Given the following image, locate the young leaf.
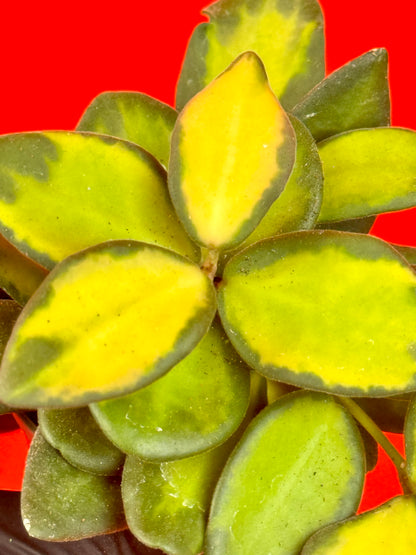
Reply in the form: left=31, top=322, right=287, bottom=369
left=77, top=92, right=177, bottom=168
left=0, top=241, right=216, bottom=408
left=205, top=391, right=365, bottom=555
left=21, top=430, right=126, bottom=541
left=176, top=0, right=325, bottom=111
left=169, top=52, right=296, bottom=250
left=292, top=48, right=390, bottom=142
left=91, top=319, right=250, bottom=461
left=218, top=230, right=416, bottom=396
left=317, top=128, right=416, bottom=223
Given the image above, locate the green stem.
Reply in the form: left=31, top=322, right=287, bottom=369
left=201, top=248, right=219, bottom=280
left=13, top=411, right=36, bottom=441
left=338, top=396, right=416, bottom=495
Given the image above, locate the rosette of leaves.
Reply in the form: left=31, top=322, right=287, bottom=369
left=1, top=0, right=416, bottom=553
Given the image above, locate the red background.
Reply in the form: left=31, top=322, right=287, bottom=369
left=0, top=0, right=415, bottom=511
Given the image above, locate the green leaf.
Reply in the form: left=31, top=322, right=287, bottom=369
left=317, top=128, right=416, bottom=223
left=0, top=300, right=21, bottom=414
left=316, top=215, right=376, bottom=234
left=205, top=391, right=365, bottom=555
left=21, top=430, right=126, bottom=541
left=292, top=48, right=390, bottom=142
left=392, top=243, right=416, bottom=268
left=218, top=230, right=416, bottom=396
left=356, top=396, right=409, bottom=434
left=0, top=241, right=216, bottom=408
left=176, top=0, right=325, bottom=111
left=0, top=132, right=199, bottom=270
left=170, top=52, right=296, bottom=250
left=301, top=496, right=416, bottom=554
left=404, top=396, right=416, bottom=487
left=38, top=406, right=125, bottom=475
left=76, top=92, right=177, bottom=168
left=91, top=319, right=250, bottom=461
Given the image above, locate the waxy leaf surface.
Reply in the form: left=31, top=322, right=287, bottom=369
left=318, top=128, right=416, bottom=223
left=302, top=496, right=416, bottom=554
left=218, top=231, right=416, bottom=396
left=91, top=320, right=250, bottom=461
left=0, top=132, right=198, bottom=270
left=292, top=48, right=390, bottom=142
left=21, top=430, right=126, bottom=541
left=176, top=0, right=324, bottom=111
left=170, top=52, right=296, bottom=250
left=205, top=391, right=364, bottom=555
left=38, top=406, right=125, bottom=475
left=0, top=241, right=216, bottom=408
left=77, top=92, right=177, bottom=168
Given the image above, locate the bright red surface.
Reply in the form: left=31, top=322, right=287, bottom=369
left=0, top=0, right=414, bottom=511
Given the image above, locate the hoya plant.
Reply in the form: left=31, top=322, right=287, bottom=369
left=1, top=0, right=416, bottom=553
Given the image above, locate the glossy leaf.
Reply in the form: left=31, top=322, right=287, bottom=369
left=170, top=52, right=296, bottom=250
left=317, top=128, right=416, bottom=223
left=0, top=131, right=198, bottom=270
left=91, top=319, right=250, bottom=461
left=38, top=406, right=125, bottom=475
left=176, top=0, right=325, bottom=111
left=292, top=48, right=390, bottom=142
left=21, top=430, right=126, bottom=541
left=205, top=391, right=365, bottom=555
left=218, top=230, right=416, bottom=396
left=301, top=496, right=416, bottom=554
left=77, top=92, right=177, bottom=168
left=0, top=241, right=216, bottom=408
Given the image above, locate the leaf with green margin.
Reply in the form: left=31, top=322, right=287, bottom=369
left=218, top=230, right=416, bottom=396
left=0, top=300, right=21, bottom=414
left=205, top=391, right=365, bottom=555
left=76, top=92, right=177, bottom=169
left=0, top=241, right=216, bottom=408
left=316, top=215, right=376, bottom=234
left=170, top=52, right=296, bottom=250
left=0, top=131, right=199, bottom=270
left=38, top=406, right=125, bottom=476
left=404, top=396, right=416, bottom=488
left=317, top=128, right=416, bottom=223
left=356, top=396, right=409, bottom=434
left=176, top=0, right=324, bottom=111
left=292, top=48, right=390, bottom=142
left=301, top=496, right=416, bottom=554
left=90, top=318, right=250, bottom=461
left=21, top=429, right=126, bottom=541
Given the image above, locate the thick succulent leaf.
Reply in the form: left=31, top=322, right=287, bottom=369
left=76, top=92, right=177, bottom=168
left=404, top=396, right=416, bottom=487
left=91, top=319, right=250, bottom=461
left=317, top=128, right=416, bottom=223
left=301, top=496, right=416, bottom=554
left=176, top=0, right=324, bottom=111
left=170, top=52, right=296, bottom=250
left=218, top=230, right=416, bottom=396
left=38, top=407, right=125, bottom=475
left=292, top=48, right=390, bottom=142
left=356, top=396, right=409, bottom=434
left=205, top=391, right=364, bottom=555
left=21, top=430, right=126, bottom=541
left=316, top=215, right=376, bottom=234
left=0, top=131, right=198, bottom=270
left=0, top=241, right=216, bottom=408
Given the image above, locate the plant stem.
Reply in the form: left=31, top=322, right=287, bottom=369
left=201, top=248, right=219, bottom=280
left=13, top=412, right=36, bottom=441
left=338, top=396, right=416, bottom=495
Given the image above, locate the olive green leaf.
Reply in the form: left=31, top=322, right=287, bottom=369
left=317, top=128, right=416, bottom=223
left=0, top=300, right=21, bottom=414
left=0, top=241, right=216, bottom=408
left=91, top=319, right=250, bottom=461
left=404, top=396, right=416, bottom=488
left=393, top=243, right=416, bottom=268
left=292, top=48, right=390, bottom=142
left=169, top=52, right=296, bottom=250
left=38, top=406, right=125, bottom=475
left=205, top=391, right=365, bottom=555
left=301, top=496, right=416, bottom=554
left=76, top=92, right=177, bottom=168
left=316, top=215, right=376, bottom=234
left=21, top=430, right=126, bottom=541
left=176, top=0, right=325, bottom=111
left=218, top=230, right=416, bottom=396
left=0, top=132, right=199, bottom=270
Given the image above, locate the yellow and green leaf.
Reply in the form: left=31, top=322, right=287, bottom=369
left=218, top=230, right=416, bottom=396
left=169, top=52, right=296, bottom=250
left=77, top=92, right=177, bottom=168
left=0, top=132, right=198, bottom=270
left=176, top=0, right=325, bottom=111
left=0, top=241, right=216, bottom=408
